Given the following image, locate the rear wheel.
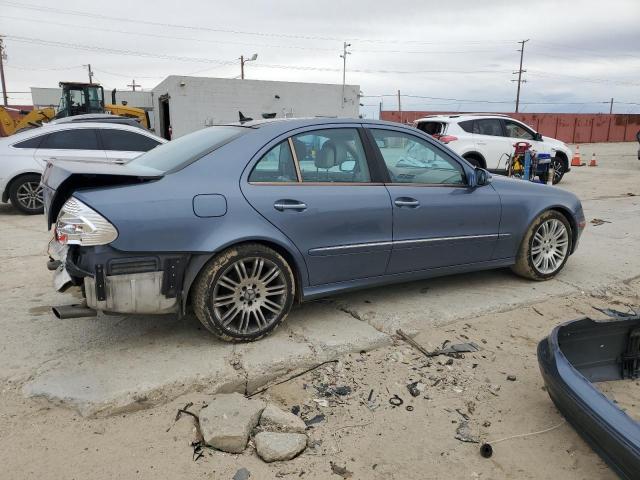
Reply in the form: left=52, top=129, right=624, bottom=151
left=9, top=174, right=44, bottom=214
left=511, top=210, right=572, bottom=280
left=192, top=243, right=295, bottom=342
left=463, top=154, right=482, bottom=168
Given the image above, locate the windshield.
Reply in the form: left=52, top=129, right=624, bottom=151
left=129, top=126, right=247, bottom=173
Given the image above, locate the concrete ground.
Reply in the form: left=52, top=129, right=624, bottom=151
left=0, top=141, right=638, bottom=477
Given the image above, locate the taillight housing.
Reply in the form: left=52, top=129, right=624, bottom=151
left=55, top=197, right=118, bottom=246
left=437, top=135, right=458, bottom=144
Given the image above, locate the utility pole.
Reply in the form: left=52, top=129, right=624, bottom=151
left=0, top=37, right=8, bottom=106
left=127, top=79, right=141, bottom=91
left=609, top=98, right=614, bottom=114
left=397, top=89, right=402, bottom=123
left=512, top=39, right=529, bottom=113
left=340, top=42, right=351, bottom=106
left=83, top=63, right=94, bottom=84
left=239, top=53, right=258, bottom=80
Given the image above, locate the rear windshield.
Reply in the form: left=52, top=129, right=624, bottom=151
left=416, top=121, right=446, bottom=136
left=129, top=126, right=247, bottom=173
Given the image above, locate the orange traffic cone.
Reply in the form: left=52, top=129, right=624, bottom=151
left=588, top=153, right=598, bottom=167
left=571, top=145, right=583, bottom=167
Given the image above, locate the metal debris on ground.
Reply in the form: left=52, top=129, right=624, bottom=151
left=304, top=414, right=326, bottom=426
left=406, top=405, right=414, bottom=412
left=455, top=420, right=479, bottom=443
left=330, top=461, right=353, bottom=478
left=247, top=359, right=339, bottom=398
left=291, top=405, right=300, bottom=415
left=507, top=375, right=517, bottom=381
left=396, top=329, right=480, bottom=358
left=389, top=394, right=404, bottom=407
left=407, top=381, right=422, bottom=397
left=590, top=218, right=611, bottom=226
left=233, top=468, right=251, bottom=480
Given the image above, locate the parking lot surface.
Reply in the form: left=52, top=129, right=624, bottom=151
left=0, top=142, right=638, bottom=419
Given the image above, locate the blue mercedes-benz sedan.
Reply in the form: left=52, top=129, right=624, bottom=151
left=42, top=118, right=585, bottom=341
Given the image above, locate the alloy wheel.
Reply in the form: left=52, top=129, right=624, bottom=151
left=552, top=159, right=564, bottom=184
left=531, top=218, right=569, bottom=274
left=212, top=257, right=287, bottom=335
left=16, top=181, right=44, bottom=211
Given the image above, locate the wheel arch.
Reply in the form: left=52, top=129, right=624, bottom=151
left=461, top=151, right=486, bottom=168
left=181, top=238, right=306, bottom=314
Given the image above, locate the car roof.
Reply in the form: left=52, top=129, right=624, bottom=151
left=414, top=114, right=512, bottom=123
left=218, top=117, right=416, bottom=132
left=3, top=121, right=165, bottom=145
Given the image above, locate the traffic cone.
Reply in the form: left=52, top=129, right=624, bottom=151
left=588, top=153, right=598, bottom=167
left=571, top=145, right=583, bottom=167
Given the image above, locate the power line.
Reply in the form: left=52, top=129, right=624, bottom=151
left=0, top=1, right=517, bottom=45
left=3, top=35, right=513, bottom=76
left=363, top=93, right=639, bottom=106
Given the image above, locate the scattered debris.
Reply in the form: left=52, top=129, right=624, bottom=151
left=396, top=329, right=480, bottom=358
left=330, top=462, right=353, bottom=478
left=233, top=468, right=251, bottom=480
left=590, top=218, right=611, bottom=226
left=254, top=432, right=307, bottom=462
left=389, top=394, right=404, bottom=407
left=304, top=414, right=326, bottom=427
left=334, top=386, right=352, bottom=396
left=455, top=420, right=479, bottom=443
left=406, top=405, right=414, bottom=412
left=407, top=381, right=423, bottom=397
left=480, top=443, right=493, bottom=458
left=313, top=398, right=329, bottom=408
left=198, top=393, right=265, bottom=454
left=507, top=375, right=517, bottom=382
left=291, top=405, right=300, bottom=416
left=260, top=404, right=307, bottom=434
left=532, top=307, right=544, bottom=316
left=247, top=360, right=339, bottom=398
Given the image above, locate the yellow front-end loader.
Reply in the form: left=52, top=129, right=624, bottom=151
left=0, top=82, right=149, bottom=136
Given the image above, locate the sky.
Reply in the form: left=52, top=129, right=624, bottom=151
left=1, top=0, right=639, bottom=118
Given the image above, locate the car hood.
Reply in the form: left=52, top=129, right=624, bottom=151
left=490, top=173, right=580, bottom=202
left=541, top=136, right=571, bottom=154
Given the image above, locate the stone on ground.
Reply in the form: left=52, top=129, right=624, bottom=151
left=199, top=393, right=265, bottom=453
left=259, top=404, right=306, bottom=433
left=254, top=432, right=307, bottom=462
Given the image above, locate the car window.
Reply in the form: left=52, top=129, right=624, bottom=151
left=475, top=119, right=503, bottom=137
left=13, top=135, right=45, bottom=149
left=458, top=120, right=475, bottom=133
left=291, top=128, right=370, bottom=183
left=370, top=129, right=465, bottom=185
left=100, top=129, right=161, bottom=152
left=504, top=121, right=534, bottom=140
left=249, top=141, right=297, bottom=183
left=40, top=129, right=100, bottom=150
left=129, top=126, right=246, bottom=173
left=416, top=121, right=445, bottom=136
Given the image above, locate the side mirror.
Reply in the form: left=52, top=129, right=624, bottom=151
left=473, top=168, right=492, bottom=187
left=534, top=132, right=543, bottom=141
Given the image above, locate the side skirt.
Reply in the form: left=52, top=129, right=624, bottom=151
left=301, top=258, right=515, bottom=301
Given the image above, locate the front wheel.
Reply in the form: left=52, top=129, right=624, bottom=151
left=9, top=173, right=44, bottom=214
left=550, top=156, right=566, bottom=184
left=192, top=243, right=295, bottom=342
left=511, top=211, right=572, bottom=280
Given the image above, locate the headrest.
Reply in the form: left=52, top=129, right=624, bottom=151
left=315, top=141, right=337, bottom=169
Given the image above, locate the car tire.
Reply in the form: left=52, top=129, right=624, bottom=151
left=551, top=155, right=567, bottom=184
left=192, top=243, right=295, bottom=342
left=9, top=173, right=44, bottom=214
left=463, top=155, right=481, bottom=168
left=511, top=210, right=573, bottom=281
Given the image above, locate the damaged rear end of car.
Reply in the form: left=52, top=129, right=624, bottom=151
left=42, top=160, right=179, bottom=316
left=537, top=310, right=640, bottom=480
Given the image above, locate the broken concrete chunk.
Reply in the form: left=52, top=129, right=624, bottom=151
left=254, top=432, right=307, bottom=462
left=260, top=404, right=307, bottom=433
left=171, top=415, right=203, bottom=445
left=199, top=393, right=265, bottom=453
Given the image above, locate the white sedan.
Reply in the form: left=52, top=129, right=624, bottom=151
left=0, top=122, right=166, bottom=214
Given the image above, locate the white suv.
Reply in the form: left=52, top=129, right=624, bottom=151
left=413, top=114, right=572, bottom=184
left=0, top=122, right=166, bottom=214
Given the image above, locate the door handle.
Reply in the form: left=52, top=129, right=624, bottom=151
left=274, top=200, right=307, bottom=212
left=476, top=141, right=486, bottom=145
left=394, top=197, right=420, bottom=208
left=112, top=159, right=126, bottom=164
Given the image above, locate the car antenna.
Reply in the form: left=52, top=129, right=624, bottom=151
left=238, top=111, right=253, bottom=123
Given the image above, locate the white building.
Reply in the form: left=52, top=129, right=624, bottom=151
left=151, top=76, right=360, bottom=139
left=31, top=76, right=360, bottom=139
